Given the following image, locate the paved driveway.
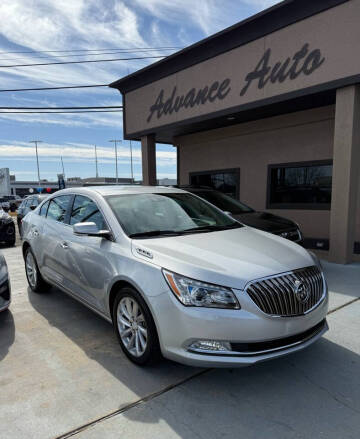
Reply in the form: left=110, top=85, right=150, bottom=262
left=0, top=242, right=359, bottom=439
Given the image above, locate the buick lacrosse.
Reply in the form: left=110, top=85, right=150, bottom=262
left=22, top=186, right=328, bottom=367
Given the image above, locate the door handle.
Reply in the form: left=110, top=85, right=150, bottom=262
left=60, top=242, right=69, bottom=249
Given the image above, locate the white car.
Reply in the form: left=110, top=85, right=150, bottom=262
left=0, top=253, right=11, bottom=312
left=22, top=186, right=328, bottom=367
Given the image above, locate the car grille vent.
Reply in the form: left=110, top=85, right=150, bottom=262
left=246, top=266, right=324, bottom=317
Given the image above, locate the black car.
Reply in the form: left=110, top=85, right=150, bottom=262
left=181, top=186, right=303, bottom=243
left=17, top=194, right=49, bottom=238
left=0, top=208, right=15, bottom=246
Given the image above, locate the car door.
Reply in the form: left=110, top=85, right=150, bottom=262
left=59, top=194, right=114, bottom=310
left=40, top=195, right=73, bottom=287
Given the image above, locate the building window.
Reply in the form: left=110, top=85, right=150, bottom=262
left=267, top=160, right=332, bottom=210
left=190, top=168, right=240, bottom=199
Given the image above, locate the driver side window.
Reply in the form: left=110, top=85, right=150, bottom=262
left=70, top=195, right=106, bottom=230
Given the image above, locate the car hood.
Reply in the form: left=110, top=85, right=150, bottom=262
left=233, top=211, right=296, bottom=233
left=131, top=227, right=314, bottom=290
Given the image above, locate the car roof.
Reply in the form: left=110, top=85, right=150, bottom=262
left=51, top=185, right=189, bottom=197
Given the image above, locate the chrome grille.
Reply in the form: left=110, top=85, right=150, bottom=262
left=246, top=266, right=325, bottom=316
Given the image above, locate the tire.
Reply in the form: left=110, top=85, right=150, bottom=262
left=24, top=247, right=49, bottom=293
left=6, top=224, right=15, bottom=247
left=113, top=287, right=161, bottom=366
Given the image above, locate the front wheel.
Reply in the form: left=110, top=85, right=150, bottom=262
left=113, top=287, right=161, bottom=366
left=25, top=248, right=49, bottom=293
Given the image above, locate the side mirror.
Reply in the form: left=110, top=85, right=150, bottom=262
left=73, top=222, right=111, bottom=239
left=30, top=204, right=37, bottom=211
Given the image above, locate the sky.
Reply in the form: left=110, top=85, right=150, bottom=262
left=0, top=0, right=280, bottom=183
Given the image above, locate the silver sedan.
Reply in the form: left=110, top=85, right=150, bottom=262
left=22, top=186, right=328, bottom=367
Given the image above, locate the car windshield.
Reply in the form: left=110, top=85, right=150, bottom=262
left=106, top=192, right=242, bottom=238
left=191, top=190, right=254, bottom=214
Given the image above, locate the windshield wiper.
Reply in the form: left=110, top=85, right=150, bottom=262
left=182, top=223, right=242, bottom=233
left=129, top=230, right=182, bottom=239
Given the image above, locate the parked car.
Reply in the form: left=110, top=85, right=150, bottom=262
left=0, top=208, right=15, bottom=246
left=0, top=253, right=11, bottom=312
left=0, top=200, right=10, bottom=212
left=17, top=194, right=49, bottom=238
left=180, top=186, right=303, bottom=243
left=22, top=186, right=328, bottom=367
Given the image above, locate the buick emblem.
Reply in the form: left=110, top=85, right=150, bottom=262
left=294, top=280, right=310, bottom=304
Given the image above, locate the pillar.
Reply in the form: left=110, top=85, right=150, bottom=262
left=329, top=85, right=360, bottom=264
left=141, top=134, right=156, bottom=186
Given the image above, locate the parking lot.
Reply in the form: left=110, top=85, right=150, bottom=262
left=0, top=232, right=359, bottom=439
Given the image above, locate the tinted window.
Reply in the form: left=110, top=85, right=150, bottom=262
left=193, top=190, right=253, bottom=214
left=47, top=195, right=71, bottom=222
left=190, top=169, right=239, bottom=199
left=39, top=200, right=49, bottom=217
left=70, top=195, right=105, bottom=230
left=268, top=162, right=332, bottom=209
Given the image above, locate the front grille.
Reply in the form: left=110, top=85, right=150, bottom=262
left=246, top=266, right=325, bottom=317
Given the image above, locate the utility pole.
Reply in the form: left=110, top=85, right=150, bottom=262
left=94, top=144, right=99, bottom=178
left=129, top=140, right=134, bottom=182
left=109, top=139, right=121, bottom=183
left=29, top=140, right=42, bottom=186
left=60, top=156, right=65, bottom=179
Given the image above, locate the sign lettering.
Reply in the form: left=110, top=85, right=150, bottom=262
left=146, top=43, right=325, bottom=123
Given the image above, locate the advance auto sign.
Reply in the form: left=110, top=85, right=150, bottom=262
left=147, top=43, right=325, bottom=123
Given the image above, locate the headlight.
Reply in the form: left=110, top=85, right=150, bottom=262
left=162, top=270, right=240, bottom=309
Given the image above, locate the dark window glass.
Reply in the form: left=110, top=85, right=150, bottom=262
left=269, top=162, right=332, bottom=208
left=190, top=169, right=239, bottom=198
left=70, top=195, right=105, bottom=230
left=193, top=190, right=253, bottom=214
left=47, top=195, right=71, bottom=222
left=39, top=201, right=49, bottom=217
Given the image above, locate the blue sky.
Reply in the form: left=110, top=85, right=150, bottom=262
left=0, top=0, right=279, bottom=182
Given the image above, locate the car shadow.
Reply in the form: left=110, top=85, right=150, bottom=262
left=121, top=337, right=360, bottom=438
left=28, top=285, right=200, bottom=395
left=28, top=285, right=360, bottom=438
left=0, top=309, right=15, bottom=361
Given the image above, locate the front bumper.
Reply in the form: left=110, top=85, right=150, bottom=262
left=152, top=278, right=328, bottom=367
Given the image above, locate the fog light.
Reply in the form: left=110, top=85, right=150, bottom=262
left=189, top=340, right=231, bottom=352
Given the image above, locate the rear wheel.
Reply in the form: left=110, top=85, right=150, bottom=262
left=25, top=248, right=49, bottom=293
left=113, top=287, right=161, bottom=365
left=6, top=224, right=15, bottom=247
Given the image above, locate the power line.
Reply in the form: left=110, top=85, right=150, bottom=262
left=0, top=55, right=165, bottom=68
left=0, top=84, right=109, bottom=92
left=0, top=47, right=180, bottom=62
left=0, top=110, right=123, bottom=113
left=0, top=106, right=122, bottom=109
left=0, top=46, right=182, bottom=55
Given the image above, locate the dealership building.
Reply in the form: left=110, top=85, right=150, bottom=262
left=110, top=0, right=360, bottom=264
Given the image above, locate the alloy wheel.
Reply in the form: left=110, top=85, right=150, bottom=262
left=117, top=296, right=148, bottom=357
left=26, top=251, right=37, bottom=288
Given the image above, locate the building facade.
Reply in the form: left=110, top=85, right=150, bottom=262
left=110, top=0, right=360, bottom=264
